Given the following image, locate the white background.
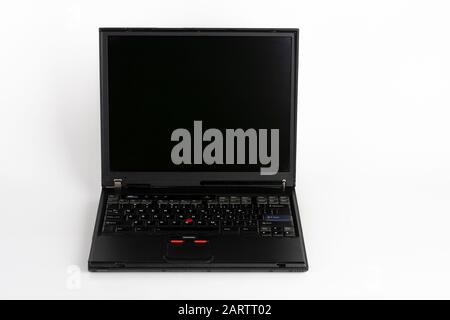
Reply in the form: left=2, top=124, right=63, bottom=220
left=0, top=0, right=449, bottom=299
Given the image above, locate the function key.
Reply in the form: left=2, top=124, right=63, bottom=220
left=256, top=196, right=267, bottom=204
left=218, top=196, right=229, bottom=204
left=279, top=196, right=290, bottom=204
left=107, top=195, right=119, bottom=203
left=268, top=196, right=279, bottom=204
left=241, top=197, right=252, bottom=204
left=230, top=196, right=240, bottom=204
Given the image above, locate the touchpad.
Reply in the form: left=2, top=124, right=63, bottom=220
left=164, top=239, right=213, bottom=263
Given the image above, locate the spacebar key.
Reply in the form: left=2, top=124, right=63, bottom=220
left=155, top=226, right=219, bottom=233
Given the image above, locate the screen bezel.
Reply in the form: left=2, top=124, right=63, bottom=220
left=100, top=28, right=298, bottom=187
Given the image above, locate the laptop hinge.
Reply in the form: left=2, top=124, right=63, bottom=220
left=106, top=178, right=123, bottom=190
left=282, top=179, right=286, bottom=191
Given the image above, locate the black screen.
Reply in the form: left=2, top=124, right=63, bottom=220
left=107, top=34, right=293, bottom=172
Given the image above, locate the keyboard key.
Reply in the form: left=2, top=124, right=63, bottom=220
left=116, top=226, right=131, bottom=232
left=284, top=226, right=295, bottom=237
left=132, top=220, right=143, bottom=226
left=222, top=227, right=239, bottom=234
left=230, top=196, right=240, bottom=204
left=263, top=214, right=292, bottom=222
left=268, top=196, right=279, bottom=204
left=103, top=225, right=116, bottom=233
left=241, top=226, right=257, bottom=233
left=107, top=194, right=119, bottom=201
left=155, top=226, right=219, bottom=233
left=279, top=196, right=290, bottom=204
left=125, top=195, right=139, bottom=199
left=106, top=204, right=119, bottom=210
left=257, top=196, right=267, bottom=204
left=106, top=215, right=122, bottom=221
left=241, top=197, right=252, bottom=204
left=218, top=196, right=229, bottom=203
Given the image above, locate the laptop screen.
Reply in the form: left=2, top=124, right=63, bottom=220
left=106, top=33, right=294, bottom=175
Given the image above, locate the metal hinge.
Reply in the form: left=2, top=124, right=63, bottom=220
left=108, top=178, right=122, bottom=190
left=282, top=179, right=286, bottom=191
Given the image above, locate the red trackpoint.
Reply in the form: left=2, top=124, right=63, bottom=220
left=184, top=218, right=193, bottom=224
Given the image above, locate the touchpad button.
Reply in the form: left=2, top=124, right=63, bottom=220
left=164, top=239, right=213, bottom=263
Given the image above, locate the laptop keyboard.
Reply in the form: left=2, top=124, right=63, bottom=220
left=102, top=195, right=296, bottom=238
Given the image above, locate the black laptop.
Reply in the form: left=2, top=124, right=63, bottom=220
left=88, top=28, right=308, bottom=271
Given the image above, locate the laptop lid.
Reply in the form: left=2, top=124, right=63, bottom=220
left=100, top=28, right=298, bottom=188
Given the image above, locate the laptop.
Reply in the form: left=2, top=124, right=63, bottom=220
left=88, top=28, right=308, bottom=271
